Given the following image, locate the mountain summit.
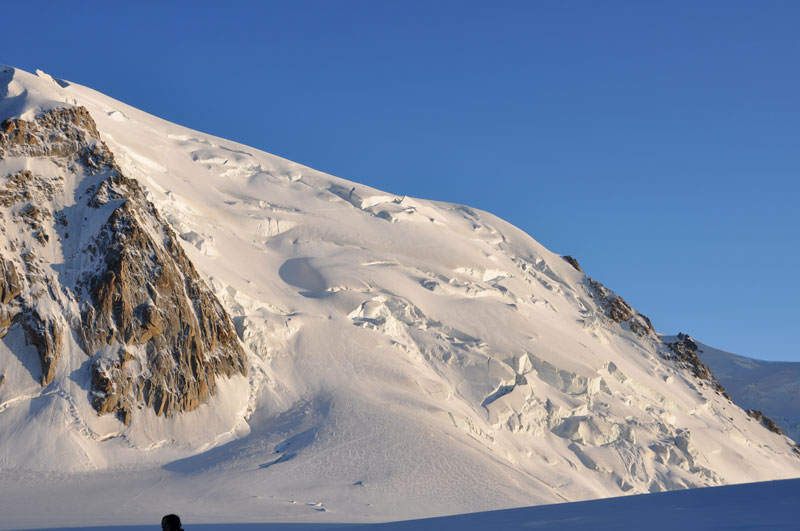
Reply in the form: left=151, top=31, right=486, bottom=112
left=0, top=66, right=798, bottom=527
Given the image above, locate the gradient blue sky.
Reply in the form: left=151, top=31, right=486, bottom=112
left=4, top=1, right=799, bottom=361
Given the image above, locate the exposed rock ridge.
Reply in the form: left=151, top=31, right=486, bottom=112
left=561, top=255, right=583, bottom=273
left=746, top=409, right=784, bottom=435
left=0, top=257, right=23, bottom=344
left=664, top=333, right=731, bottom=400
left=0, top=106, right=248, bottom=423
left=83, top=177, right=248, bottom=424
left=580, top=268, right=730, bottom=398
left=0, top=106, right=100, bottom=159
left=0, top=171, right=67, bottom=385
left=0, top=252, right=64, bottom=385
left=588, top=278, right=656, bottom=338
left=0, top=109, right=92, bottom=385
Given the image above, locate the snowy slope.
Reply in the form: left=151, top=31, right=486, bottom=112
left=665, top=335, right=800, bottom=442
left=1, top=66, right=799, bottom=529
left=18, top=478, right=800, bottom=530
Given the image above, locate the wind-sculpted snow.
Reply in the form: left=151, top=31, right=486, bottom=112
left=0, top=66, right=799, bottom=527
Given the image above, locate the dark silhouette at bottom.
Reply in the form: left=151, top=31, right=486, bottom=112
left=161, top=514, right=183, bottom=531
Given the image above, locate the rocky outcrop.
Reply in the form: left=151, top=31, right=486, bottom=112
left=664, top=333, right=731, bottom=399
left=584, top=272, right=731, bottom=405
left=0, top=257, right=22, bottom=305
left=0, top=106, right=100, bottom=159
left=746, top=409, right=784, bottom=435
left=81, top=173, right=248, bottom=423
left=0, top=174, right=65, bottom=385
left=22, top=313, right=63, bottom=386
left=0, top=254, right=63, bottom=385
left=0, top=257, right=22, bottom=338
left=0, top=307, right=13, bottom=339
left=1, top=106, right=249, bottom=423
left=589, top=279, right=656, bottom=338
left=587, top=280, right=733, bottom=403
left=562, top=255, right=583, bottom=273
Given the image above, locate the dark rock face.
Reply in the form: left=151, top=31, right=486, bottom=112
left=22, top=314, right=63, bottom=385
left=0, top=106, right=248, bottom=422
left=562, top=255, right=583, bottom=273
left=588, top=279, right=656, bottom=338
left=0, top=257, right=22, bottom=338
left=82, top=177, right=247, bottom=422
left=0, top=257, right=22, bottom=306
left=0, top=193, right=63, bottom=384
left=746, top=409, right=784, bottom=435
left=0, top=106, right=101, bottom=159
left=665, top=333, right=731, bottom=399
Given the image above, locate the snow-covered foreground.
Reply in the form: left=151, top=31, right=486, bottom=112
left=20, top=478, right=800, bottom=531
left=2, top=66, right=800, bottom=529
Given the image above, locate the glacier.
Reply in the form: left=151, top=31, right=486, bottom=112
left=0, top=66, right=798, bottom=529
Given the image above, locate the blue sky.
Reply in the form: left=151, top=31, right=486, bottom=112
left=4, top=1, right=799, bottom=361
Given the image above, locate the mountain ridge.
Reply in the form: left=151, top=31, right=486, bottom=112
left=664, top=334, right=800, bottom=443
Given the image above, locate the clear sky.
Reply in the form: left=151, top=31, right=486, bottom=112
left=4, top=1, right=799, bottom=361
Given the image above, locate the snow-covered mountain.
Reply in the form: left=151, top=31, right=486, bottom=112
left=1, top=66, right=799, bottom=528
